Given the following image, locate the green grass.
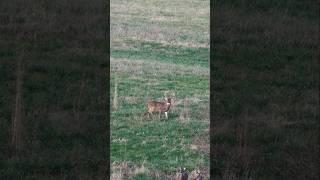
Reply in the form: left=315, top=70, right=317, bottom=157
left=110, top=63, right=210, bottom=178
left=111, top=41, right=209, bottom=67
left=110, top=0, right=210, bottom=178
left=111, top=121, right=208, bottom=170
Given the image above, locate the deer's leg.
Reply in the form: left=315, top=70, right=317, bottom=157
left=165, top=112, right=168, bottom=119
left=158, top=110, right=161, bottom=119
left=147, top=109, right=153, bottom=120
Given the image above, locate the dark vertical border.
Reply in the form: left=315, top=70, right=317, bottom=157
left=209, top=0, right=214, bottom=178
left=0, top=0, right=111, bottom=179
left=209, top=0, right=319, bottom=179
left=105, top=0, right=110, bottom=178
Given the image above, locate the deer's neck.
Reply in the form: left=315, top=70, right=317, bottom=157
left=165, top=102, right=171, bottom=112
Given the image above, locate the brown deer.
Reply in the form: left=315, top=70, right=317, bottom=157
left=144, top=97, right=172, bottom=119
left=189, top=169, right=203, bottom=180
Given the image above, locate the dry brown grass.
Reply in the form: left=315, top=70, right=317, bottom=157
left=111, top=161, right=149, bottom=180
left=111, top=0, right=209, bottom=49
left=111, top=58, right=209, bottom=77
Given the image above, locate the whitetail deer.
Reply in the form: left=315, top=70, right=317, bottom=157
left=176, top=167, right=188, bottom=180
left=189, top=169, right=203, bottom=180
left=144, top=97, right=172, bottom=119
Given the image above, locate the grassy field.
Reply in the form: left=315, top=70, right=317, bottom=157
left=211, top=0, right=318, bottom=179
left=110, top=0, right=210, bottom=179
left=0, top=0, right=317, bottom=179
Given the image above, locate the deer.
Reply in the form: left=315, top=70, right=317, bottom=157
left=176, top=167, right=188, bottom=180
left=189, top=169, right=203, bottom=180
left=144, top=97, right=172, bottom=119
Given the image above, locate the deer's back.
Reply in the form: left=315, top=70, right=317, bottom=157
left=147, top=101, right=167, bottom=112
